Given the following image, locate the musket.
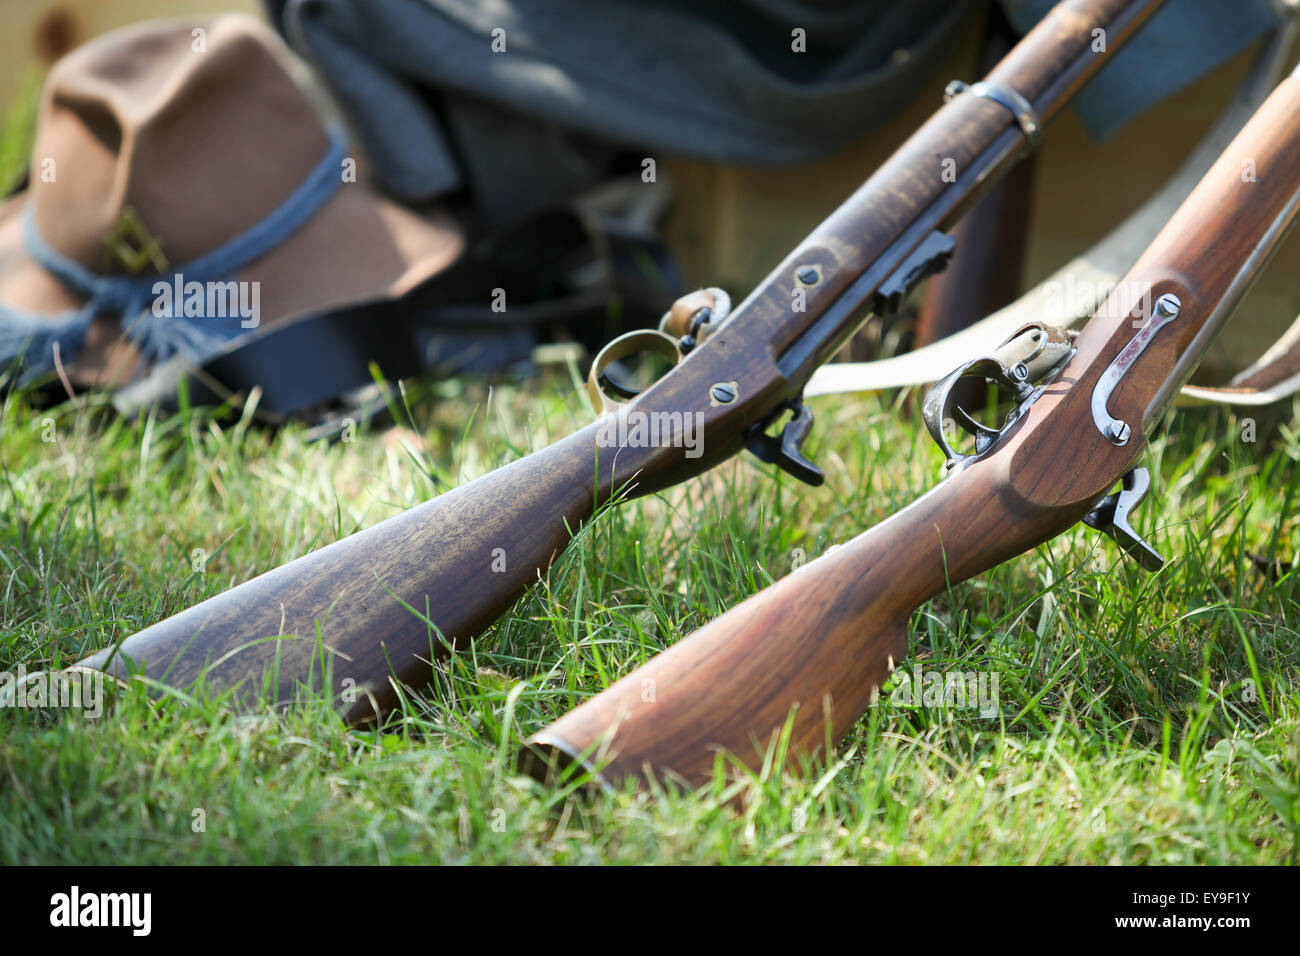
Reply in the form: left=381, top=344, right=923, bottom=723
left=77, top=0, right=1165, bottom=721
left=523, top=60, right=1300, bottom=788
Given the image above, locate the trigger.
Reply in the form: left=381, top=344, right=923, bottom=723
left=952, top=406, right=1002, bottom=455
left=1082, top=467, right=1165, bottom=572
left=746, top=401, right=824, bottom=486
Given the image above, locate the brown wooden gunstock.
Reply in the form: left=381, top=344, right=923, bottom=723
left=79, top=418, right=720, bottom=722
left=525, top=70, right=1300, bottom=789
left=524, top=456, right=1090, bottom=787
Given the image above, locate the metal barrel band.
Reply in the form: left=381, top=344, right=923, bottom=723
left=945, top=80, right=1041, bottom=149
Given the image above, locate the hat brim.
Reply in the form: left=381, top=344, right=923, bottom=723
left=0, top=181, right=463, bottom=390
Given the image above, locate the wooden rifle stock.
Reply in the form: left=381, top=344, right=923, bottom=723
left=75, top=0, right=1166, bottom=720
left=525, top=69, right=1300, bottom=788
left=77, top=420, right=742, bottom=721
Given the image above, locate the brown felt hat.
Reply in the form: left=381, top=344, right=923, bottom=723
left=0, top=13, right=462, bottom=390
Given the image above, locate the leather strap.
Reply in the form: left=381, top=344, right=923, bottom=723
left=804, top=304, right=1300, bottom=408
left=1180, top=310, right=1300, bottom=406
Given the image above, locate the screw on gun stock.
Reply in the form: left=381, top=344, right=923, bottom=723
left=796, top=265, right=820, bottom=285
left=1107, top=421, right=1131, bottom=445
left=710, top=382, right=737, bottom=404
left=1154, top=293, right=1181, bottom=319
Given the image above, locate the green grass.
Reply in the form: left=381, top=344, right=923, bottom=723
left=0, top=372, right=1296, bottom=864
left=1, top=94, right=1297, bottom=866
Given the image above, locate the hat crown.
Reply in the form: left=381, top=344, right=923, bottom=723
left=29, top=15, right=332, bottom=275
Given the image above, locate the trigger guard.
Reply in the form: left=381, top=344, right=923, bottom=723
left=922, top=357, right=1007, bottom=469
left=587, top=329, right=683, bottom=415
